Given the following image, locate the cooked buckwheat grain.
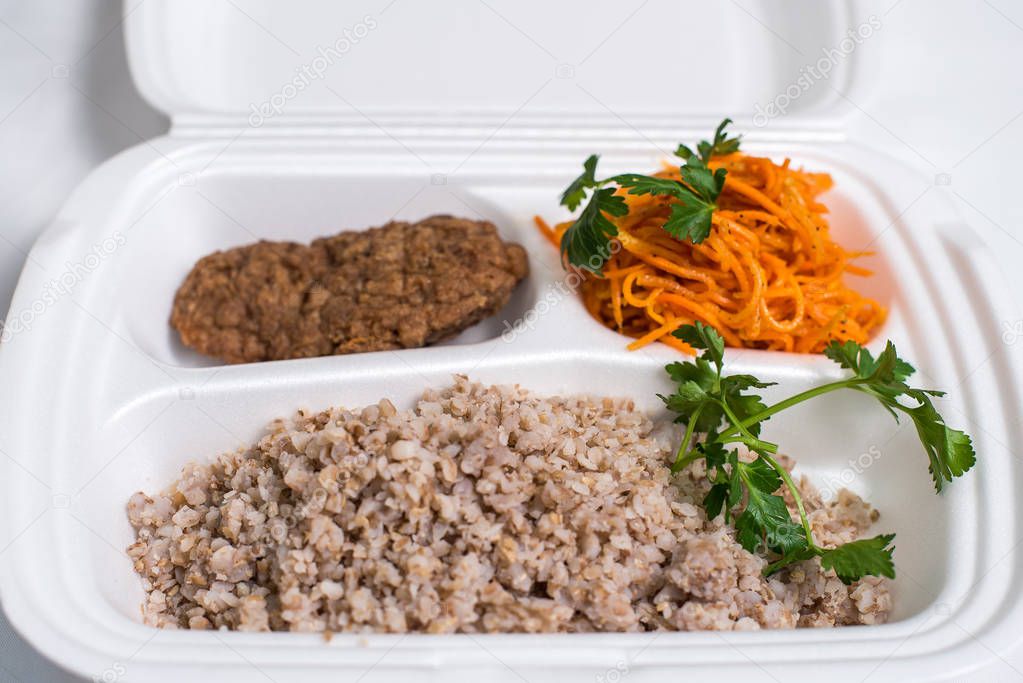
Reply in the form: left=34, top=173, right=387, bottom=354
left=127, top=377, right=890, bottom=632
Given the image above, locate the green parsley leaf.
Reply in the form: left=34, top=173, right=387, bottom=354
left=702, top=441, right=729, bottom=471
left=658, top=359, right=723, bottom=433
left=679, top=157, right=727, bottom=203
left=903, top=392, right=976, bottom=492
left=674, top=119, right=742, bottom=164
left=560, top=187, right=628, bottom=274
left=819, top=534, right=896, bottom=585
left=734, top=509, right=765, bottom=552
left=672, top=321, right=724, bottom=371
left=662, top=198, right=716, bottom=244
left=659, top=159, right=727, bottom=244
left=736, top=460, right=806, bottom=555
left=696, top=118, right=742, bottom=163
left=703, top=484, right=728, bottom=520
left=737, top=456, right=782, bottom=493
left=765, top=520, right=810, bottom=557
left=560, top=154, right=601, bottom=211
left=824, top=340, right=903, bottom=388
left=735, top=495, right=805, bottom=556
left=719, top=375, right=775, bottom=439
left=824, top=339, right=977, bottom=492
left=674, top=143, right=697, bottom=162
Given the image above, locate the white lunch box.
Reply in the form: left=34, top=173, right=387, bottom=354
left=1, top=0, right=1021, bottom=680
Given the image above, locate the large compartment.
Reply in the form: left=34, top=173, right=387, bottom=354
left=81, top=353, right=955, bottom=628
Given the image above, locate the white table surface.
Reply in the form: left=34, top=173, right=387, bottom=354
left=1, top=0, right=1021, bottom=681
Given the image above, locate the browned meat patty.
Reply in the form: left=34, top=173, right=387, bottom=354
left=170, top=215, right=529, bottom=364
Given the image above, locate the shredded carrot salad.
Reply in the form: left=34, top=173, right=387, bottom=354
left=537, top=153, right=886, bottom=354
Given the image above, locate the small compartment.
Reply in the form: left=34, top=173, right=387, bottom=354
left=113, top=170, right=552, bottom=367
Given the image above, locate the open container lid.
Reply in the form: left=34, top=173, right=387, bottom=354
left=126, top=0, right=880, bottom=139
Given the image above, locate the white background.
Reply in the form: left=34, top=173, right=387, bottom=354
left=0, top=0, right=1021, bottom=680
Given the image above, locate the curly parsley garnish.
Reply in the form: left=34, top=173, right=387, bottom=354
left=558, top=119, right=741, bottom=274
left=661, top=323, right=976, bottom=583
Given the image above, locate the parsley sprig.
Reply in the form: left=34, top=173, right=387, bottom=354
left=558, top=119, right=741, bottom=274
left=661, top=323, right=976, bottom=582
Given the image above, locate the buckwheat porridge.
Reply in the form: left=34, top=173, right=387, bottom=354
left=127, top=376, right=890, bottom=633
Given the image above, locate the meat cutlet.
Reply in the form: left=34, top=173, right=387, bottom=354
left=170, top=215, right=529, bottom=363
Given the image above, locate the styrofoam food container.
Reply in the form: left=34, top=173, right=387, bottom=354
left=1, top=0, right=1021, bottom=680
